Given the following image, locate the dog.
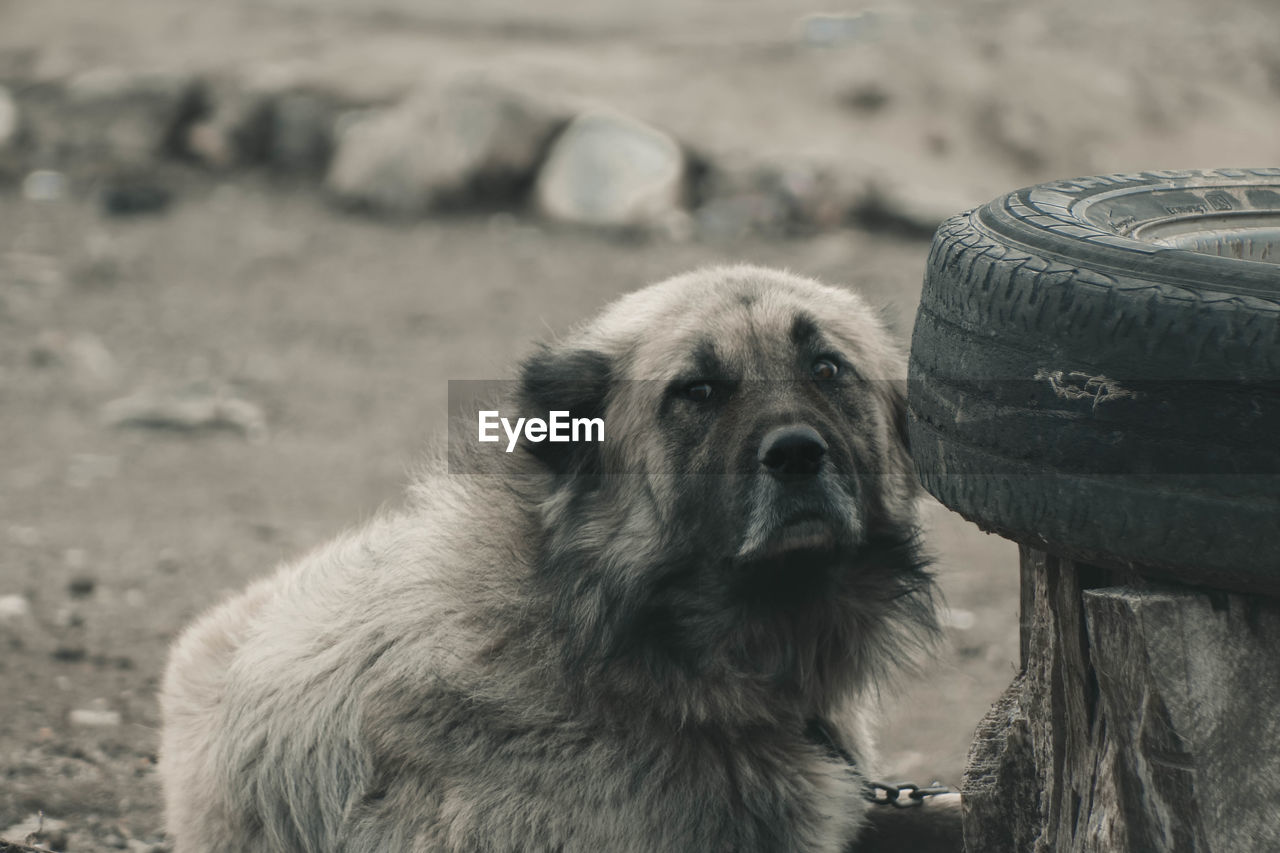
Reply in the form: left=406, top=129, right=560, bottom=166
left=159, top=264, right=938, bottom=852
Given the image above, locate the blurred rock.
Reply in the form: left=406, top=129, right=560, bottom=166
left=27, top=332, right=60, bottom=368
left=29, top=331, right=119, bottom=386
left=21, top=169, right=67, bottom=201
left=797, top=11, right=888, bottom=47
left=0, top=84, right=17, bottom=150
left=52, top=645, right=87, bottom=662
left=190, top=82, right=344, bottom=175
left=73, top=232, right=129, bottom=288
left=694, top=156, right=852, bottom=238
left=69, top=699, right=122, bottom=728
left=534, top=110, right=687, bottom=231
left=67, top=574, right=97, bottom=597
left=54, top=605, right=84, bottom=629
left=694, top=191, right=790, bottom=241
left=700, top=154, right=973, bottom=240
left=156, top=549, right=181, bottom=574
left=69, top=333, right=118, bottom=384
left=942, top=607, right=977, bottom=630
left=842, top=82, right=892, bottom=113
left=0, top=594, right=31, bottom=622
left=1, top=813, right=69, bottom=851
left=975, top=97, right=1048, bottom=172
left=101, top=387, right=267, bottom=442
left=185, top=118, right=236, bottom=169
left=4, top=250, right=66, bottom=293
left=127, top=840, right=171, bottom=853
left=99, top=176, right=174, bottom=216
left=244, top=89, right=339, bottom=175
left=62, top=67, right=208, bottom=165
left=850, top=178, right=976, bottom=238
left=327, top=78, right=565, bottom=216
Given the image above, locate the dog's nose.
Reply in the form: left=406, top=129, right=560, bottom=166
left=758, top=425, right=828, bottom=476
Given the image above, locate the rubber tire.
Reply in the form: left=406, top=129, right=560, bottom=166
left=908, top=168, right=1280, bottom=594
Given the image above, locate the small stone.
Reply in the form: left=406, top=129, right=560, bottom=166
left=71, top=231, right=131, bottom=289
left=975, top=97, right=1048, bottom=172
left=842, top=82, right=892, bottom=113
left=942, top=607, right=978, bottom=630
left=64, top=548, right=88, bottom=570
left=100, top=177, right=174, bottom=216
left=188, top=70, right=345, bottom=174
left=186, top=119, right=235, bottom=168
left=67, top=333, right=119, bottom=385
left=0, top=594, right=31, bottom=621
left=53, top=645, right=87, bottom=662
left=101, top=387, right=268, bottom=443
left=327, top=77, right=564, bottom=216
left=29, top=330, right=64, bottom=367
left=54, top=605, right=84, bottom=629
left=2, top=813, right=70, bottom=851
left=68, top=574, right=97, bottom=597
left=5, top=251, right=66, bottom=290
left=248, top=90, right=337, bottom=175
left=70, top=701, right=122, bottom=727
left=534, top=110, right=687, bottom=231
left=797, top=11, right=887, bottom=47
left=850, top=179, right=976, bottom=238
left=128, top=840, right=170, bottom=853
left=22, top=169, right=68, bottom=201
left=693, top=156, right=852, bottom=237
left=0, top=84, right=17, bottom=150
left=64, top=67, right=207, bottom=164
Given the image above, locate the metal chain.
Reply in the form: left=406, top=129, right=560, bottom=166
left=805, top=717, right=955, bottom=809
left=864, top=780, right=953, bottom=808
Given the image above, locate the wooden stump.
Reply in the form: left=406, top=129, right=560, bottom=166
left=962, top=546, right=1280, bottom=853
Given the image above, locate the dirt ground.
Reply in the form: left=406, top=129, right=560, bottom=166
left=1, top=0, right=1277, bottom=849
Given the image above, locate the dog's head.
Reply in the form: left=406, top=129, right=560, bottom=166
left=516, top=266, right=936, bottom=721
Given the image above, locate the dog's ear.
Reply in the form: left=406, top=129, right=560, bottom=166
left=516, top=346, right=613, bottom=473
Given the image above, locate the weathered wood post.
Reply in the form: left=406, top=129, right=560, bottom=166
left=961, top=549, right=1280, bottom=852
left=905, top=169, right=1280, bottom=852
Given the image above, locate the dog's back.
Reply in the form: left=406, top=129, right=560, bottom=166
left=159, top=497, right=507, bottom=851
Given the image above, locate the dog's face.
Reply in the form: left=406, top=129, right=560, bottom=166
left=516, top=266, right=933, bottom=719
left=626, top=281, right=914, bottom=604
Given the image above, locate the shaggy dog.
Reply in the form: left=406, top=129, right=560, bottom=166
left=159, top=265, right=938, bottom=852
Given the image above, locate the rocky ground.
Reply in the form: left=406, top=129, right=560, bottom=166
left=1, top=0, right=1278, bottom=849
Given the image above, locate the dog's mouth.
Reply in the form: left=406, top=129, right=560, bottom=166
left=736, top=515, right=848, bottom=568
left=729, top=515, right=855, bottom=606
left=756, top=517, right=838, bottom=559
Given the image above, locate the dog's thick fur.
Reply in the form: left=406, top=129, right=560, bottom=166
left=159, top=265, right=937, bottom=852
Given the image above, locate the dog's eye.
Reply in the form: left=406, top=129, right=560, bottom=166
left=811, top=359, right=839, bottom=380
left=684, top=382, right=714, bottom=402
